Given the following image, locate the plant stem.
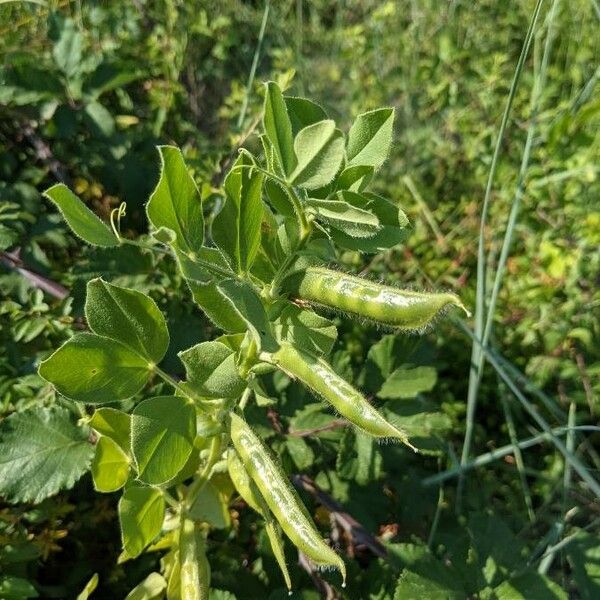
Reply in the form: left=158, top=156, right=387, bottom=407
left=458, top=0, right=545, bottom=509
left=185, top=435, right=223, bottom=511
left=237, top=0, right=270, bottom=129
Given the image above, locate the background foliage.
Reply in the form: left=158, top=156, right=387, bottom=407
left=0, top=1, right=598, bottom=598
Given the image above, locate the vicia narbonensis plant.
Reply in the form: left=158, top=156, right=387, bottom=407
left=40, top=81, right=466, bottom=597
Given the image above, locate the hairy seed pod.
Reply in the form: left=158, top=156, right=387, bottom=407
left=229, top=413, right=346, bottom=585
left=284, top=266, right=468, bottom=330
left=179, top=518, right=210, bottom=600
left=228, top=449, right=292, bottom=593
left=272, top=342, right=416, bottom=450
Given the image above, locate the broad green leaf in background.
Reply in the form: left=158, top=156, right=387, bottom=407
left=39, top=333, right=152, bottom=404
left=567, top=531, right=600, bottom=600
left=284, top=96, right=328, bottom=136
left=218, top=279, right=278, bottom=352
left=329, top=191, right=409, bottom=253
left=85, top=279, right=169, bottom=364
left=306, top=194, right=380, bottom=238
left=378, top=366, right=438, bottom=399
left=43, top=184, right=119, bottom=247
left=213, top=153, right=264, bottom=274
left=346, top=107, right=395, bottom=168
left=84, top=100, right=115, bottom=137
left=263, top=81, right=296, bottom=176
left=123, top=573, right=166, bottom=600
left=131, top=396, right=196, bottom=485
left=394, top=570, right=464, bottom=600
left=119, top=487, right=165, bottom=558
left=146, top=146, right=204, bottom=256
left=289, top=120, right=345, bottom=190
left=0, top=576, right=38, bottom=600
left=0, top=407, right=94, bottom=504
left=52, top=18, right=83, bottom=78
left=89, top=407, right=131, bottom=451
left=285, top=436, right=315, bottom=470
left=179, top=341, right=246, bottom=399
left=493, top=572, right=568, bottom=600
left=91, top=436, right=130, bottom=493
left=188, top=480, right=230, bottom=529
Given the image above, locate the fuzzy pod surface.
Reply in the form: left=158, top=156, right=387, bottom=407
left=284, top=266, right=467, bottom=330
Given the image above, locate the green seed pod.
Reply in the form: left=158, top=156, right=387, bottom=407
left=228, top=449, right=292, bottom=593
left=284, top=266, right=468, bottom=330
left=229, top=413, right=346, bottom=585
left=179, top=518, right=210, bottom=600
left=272, top=342, right=416, bottom=450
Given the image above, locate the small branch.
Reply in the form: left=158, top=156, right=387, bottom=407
left=1, top=250, right=69, bottom=300
left=293, top=474, right=387, bottom=559
left=298, top=552, right=339, bottom=600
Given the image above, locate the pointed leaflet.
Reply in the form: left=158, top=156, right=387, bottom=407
left=306, top=193, right=380, bottom=238
left=217, top=279, right=278, bottom=353
left=346, top=107, right=395, bottom=168
left=91, top=436, right=130, bottom=493
left=44, top=184, right=119, bottom=247
left=328, top=191, right=409, bottom=253
left=131, top=396, right=196, bottom=486
left=284, top=96, right=328, bottom=136
left=289, top=120, right=345, bottom=190
left=179, top=341, right=246, bottom=398
left=86, top=278, right=169, bottom=364
left=89, top=407, right=131, bottom=452
left=213, top=153, right=264, bottom=274
left=146, top=146, right=204, bottom=256
left=263, top=81, right=296, bottom=176
left=119, top=486, right=165, bottom=558
left=0, top=407, right=94, bottom=504
left=39, top=332, right=152, bottom=404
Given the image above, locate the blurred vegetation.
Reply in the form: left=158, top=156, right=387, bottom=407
left=0, top=1, right=598, bottom=598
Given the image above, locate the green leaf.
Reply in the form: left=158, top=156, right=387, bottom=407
left=271, top=303, right=337, bottom=355
left=0, top=407, right=94, bottom=504
left=0, top=576, right=38, bottom=600
left=43, top=184, right=119, bottom=247
left=217, top=279, right=278, bottom=352
left=213, top=153, right=264, bottom=274
left=346, top=107, right=395, bottom=168
left=263, top=81, right=296, bottom=176
left=131, top=396, right=196, bottom=485
left=84, top=100, right=115, bottom=137
left=493, top=572, right=567, bottom=599
left=329, top=191, right=409, bottom=253
left=307, top=193, right=380, bottom=238
left=76, top=573, right=99, bottom=600
left=89, top=408, right=131, bottom=452
left=52, top=18, right=83, bottom=78
left=39, top=333, right=152, bottom=404
left=91, top=436, right=130, bottom=492
left=285, top=436, right=315, bottom=471
left=289, top=120, right=345, bottom=190
left=284, top=95, right=328, bottom=136
left=146, top=146, right=204, bottom=256
left=86, top=279, right=169, bottom=364
left=188, top=480, right=230, bottom=528
left=378, top=366, right=438, bottom=399
left=124, top=573, right=166, bottom=600
left=179, top=341, right=246, bottom=399
left=119, top=487, right=165, bottom=558
left=567, top=530, right=600, bottom=600
left=176, top=250, right=246, bottom=333
left=336, top=164, right=374, bottom=192
left=394, top=570, right=463, bottom=600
